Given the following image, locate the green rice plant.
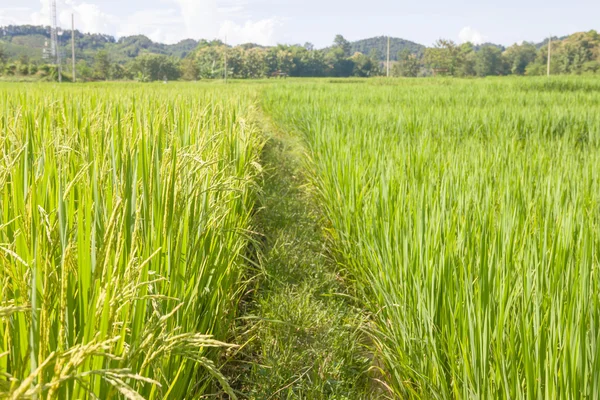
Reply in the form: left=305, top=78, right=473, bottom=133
left=0, top=82, right=263, bottom=399
left=263, top=77, right=600, bottom=398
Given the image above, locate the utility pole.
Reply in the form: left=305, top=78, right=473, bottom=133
left=50, top=0, right=62, bottom=82
left=547, top=36, right=551, bottom=77
left=71, top=14, right=76, bottom=82
left=386, top=36, right=390, bottom=77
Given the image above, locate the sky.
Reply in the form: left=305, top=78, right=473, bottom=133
left=0, top=0, right=598, bottom=48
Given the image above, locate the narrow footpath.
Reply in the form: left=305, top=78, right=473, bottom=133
left=228, top=119, right=377, bottom=399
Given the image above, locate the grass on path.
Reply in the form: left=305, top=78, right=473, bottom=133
left=229, top=121, right=378, bottom=399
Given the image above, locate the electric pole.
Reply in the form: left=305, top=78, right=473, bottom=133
left=50, top=0, right=62, bottom=82
left=547, top=36, right=551, bottom=77
left=71, top=14, right=76, bottom=82
left=387, top=36, right=390, bottom=77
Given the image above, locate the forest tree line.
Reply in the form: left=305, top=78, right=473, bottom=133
left=1, top=30, right=599, bottom=81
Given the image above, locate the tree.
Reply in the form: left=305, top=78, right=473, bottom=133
left=128, top=54, right=180, bottom=82
left=93, top=50, right=111, bottom=80
left=476, top=46, right=503, bottom=76
left=109, top=63, right=128, bottom=80
left=0, top=44, right=7, bottom=67
left=455, top=43, right=476, bottom=76
left=474, top=45, right=503, bottom=76
left=368, top=48, right=383, bottom=75
left=556, top=42, right=591, bottom=74
left=4, top=63, right=17, bottom=76
left=298, top=49, right=328, bottom=77
left=351, top=52, right=376, bottom=77
left=326, top=46, right=353, bottom=77
left=503, top=43, right=537, bottom=75
left=394, top=49, right=420, bottom=77
left=245, top=47, right=266, bottom=78
left=76, top=60, right=93, bottom=81
left=194, top=46, right=225, bottom=79
left=424, top=39, right=463, bottom=76
left=582, top=60, right=600, bottom=74
left=180, top=57, right=198, bottom=80
left=334, top=35, right=351, bottom=57
left=276, top=47, right=295, bottom=75
left=369, top=48, right=381, bottom=62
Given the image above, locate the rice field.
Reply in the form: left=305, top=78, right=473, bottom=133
left=0, top=83, right=263, bottom=399
left=263, top=77, right=600, bottom=398
left=2, top=77, right=600, bottom=399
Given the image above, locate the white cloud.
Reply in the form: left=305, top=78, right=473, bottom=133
left=31, top=0, right=116, bottom=35
left=117, top=9, right=181, bottom=43
left=63, top=2, right=113, bottom=34
left=220, top=18, right=281, bottom=45
left=166, top=0, right=281, bottom=44
left=458, top=26, right=486, bottom=45
left=3, top=0, right=283, bottom=45
left=0, top=8, right=32, bottom=26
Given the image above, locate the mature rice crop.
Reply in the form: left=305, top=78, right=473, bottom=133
left=0, top=83, right=262, bottom=399
left=263, top=77, right=600, bottom=398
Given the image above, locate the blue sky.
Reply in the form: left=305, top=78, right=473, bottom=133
left=0, top=0, right=598, bottom=47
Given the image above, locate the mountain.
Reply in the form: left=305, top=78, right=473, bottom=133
left=0, top=25, right=198, bottom=64
left=535, top=35, right=570, bottom=49
left=349, top=36, right=426, bottom=60
left=473, top=43, right=506, bottom=51
left=1, top=26, right=427, bottom=65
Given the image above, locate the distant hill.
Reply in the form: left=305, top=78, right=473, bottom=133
left=535, top=35, right=570, bottom=49
left=1, top=26, right=428, bottom=65
left=349, top=36, right=426, bottom=60
left=473, top=43, right=506, bottom=51
left=0, top=25, right=198, bottom=64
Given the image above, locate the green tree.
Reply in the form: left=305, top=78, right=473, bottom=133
left=299, top=49, right=328, bottom=77
left=93, top=50, right=111, bottom=80
left=556, top=42, right=591, bottom=74
left=4, top=63, right=17, bottom=76
left=245, top=47, right=266, bottom=78
left=0, top=44, right=9, bottom=77
left=276, top=47, right=295, bottom=75
left=326, top=46, right=354, bottom=77
left=109, top=63, right=128, bottom=80
left=351, top=52, right=376, bottom=77
left=503, top=43, right=537, bottom=75
left=180, top=57, right=198, bottom=80
left=368, top=48, right=383, bottom=75
left=194, top=46, right=225, bottom=79
left=129, top=54, right=180, bottom=82
left=424, top=39, right=462, bottom=76
left=474, top=45, right=503, bottom=76
left=456, top=43, right=476, bottom=76
left=334, top=34, right=351, bottom=57
left=76, top=60, right=93, bottom=81
left=525, top=62, right=546, bottom=76
left=28, top=63, right=38, bottom=75
left=582, top=60, right=600, bottom=74
left=394, top=49, right=420, bottom=77
left=369, top=48, right=381, bottom=62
